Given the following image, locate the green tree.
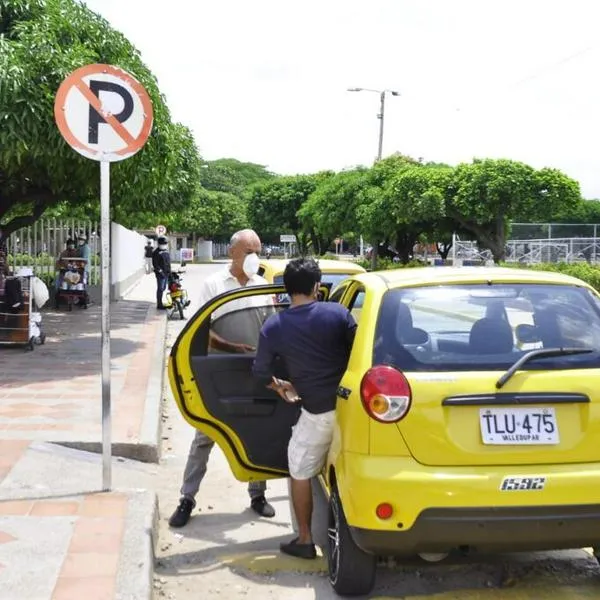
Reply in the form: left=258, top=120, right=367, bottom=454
left=246, top=174, right=321, bottom=250
left=168, top=189, right=248, bottom=239
left=446, top=159, right=581, bottom=262
left=0, top=0, right=200, bottom=242
left=200, top=158, right=274, bottom=195
left=298, top=169, right=364, bottom=254
left=358, top=163, right=450, bottom=263
left=355, top=155, right=425, bottom=266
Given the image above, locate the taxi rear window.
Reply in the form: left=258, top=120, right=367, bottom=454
left=373, top=283, right=600, bottom=372
left=274, top=273, right=353, bottom=288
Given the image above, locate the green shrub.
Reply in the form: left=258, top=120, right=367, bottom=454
left=357, top=257, right=428, bottom=271
left=502, top=262, right=600, bottom=292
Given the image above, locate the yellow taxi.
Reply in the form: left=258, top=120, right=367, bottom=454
left=258, top=257, right=366, bottom=287
left=169, top=266, right=600, bottom=596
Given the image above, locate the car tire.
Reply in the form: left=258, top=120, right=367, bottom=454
left=327, top=486, right=376, bottom=597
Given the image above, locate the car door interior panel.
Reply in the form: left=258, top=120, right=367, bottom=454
left=190, top=354, right=299, bottom=472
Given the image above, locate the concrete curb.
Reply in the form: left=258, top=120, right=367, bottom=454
left=116, top=490, right=159, bottom=600
left=138, top=306, right=168, bottom=463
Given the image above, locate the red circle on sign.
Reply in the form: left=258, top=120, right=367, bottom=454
left=54, top=63, right=153, bottom=161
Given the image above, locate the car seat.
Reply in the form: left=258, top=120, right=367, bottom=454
left=396, top=303, right=429, bottom=345
left=533, top=308, right=563, bottom=348
left=469, top=317, right=513, bottom=354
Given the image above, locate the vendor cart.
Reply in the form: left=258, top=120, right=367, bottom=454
left=0, top=273, right=46, bottom=351
left=55, top=257, right=89, bottom=311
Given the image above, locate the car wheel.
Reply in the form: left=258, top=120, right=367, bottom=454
left=327, top=487, right=376, bottom=597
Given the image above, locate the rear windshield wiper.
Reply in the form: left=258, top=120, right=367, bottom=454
left=496, top=348, right=594, bottom=389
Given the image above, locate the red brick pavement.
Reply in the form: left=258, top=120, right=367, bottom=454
left=0, top=489, right=129, bottom=600
left=0, top=299, right=164, bottom=445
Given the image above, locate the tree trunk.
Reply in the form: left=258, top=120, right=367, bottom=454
left=370, top=242, right=379, bottom=270
left=395, top=232, right=417, bottom=264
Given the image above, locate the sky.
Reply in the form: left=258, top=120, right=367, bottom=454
left=83, top=0, right=600, bottom=198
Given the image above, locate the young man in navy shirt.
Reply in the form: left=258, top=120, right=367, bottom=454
left=253, top=258, right=357, bottom=559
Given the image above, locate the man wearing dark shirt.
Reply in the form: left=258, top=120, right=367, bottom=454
left=253, top=258, right=357, bottom=559
left=152, top=236, right=171, bottom=310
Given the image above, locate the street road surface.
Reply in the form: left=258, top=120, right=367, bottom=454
left=153, top=263, right=600, bottom=599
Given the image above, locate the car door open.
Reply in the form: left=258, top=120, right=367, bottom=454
left=169, top=283, right=330, bottom=482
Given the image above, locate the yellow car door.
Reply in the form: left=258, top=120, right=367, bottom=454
left=169, top=283, right=330, bottom=483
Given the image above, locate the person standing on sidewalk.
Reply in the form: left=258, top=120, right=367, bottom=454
left=144, top=240, right=154, bottom=274
left=152, top=236, right=171, bottom=310
left=252, top=257, right=357, bottom=559
left=169, top=228, right=276, bottom=528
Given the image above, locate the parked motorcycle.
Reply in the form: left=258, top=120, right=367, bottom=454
left=166, top=272, right=191, bottom=320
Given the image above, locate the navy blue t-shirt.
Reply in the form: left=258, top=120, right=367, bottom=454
left=252, top=302, right=357, bottom=414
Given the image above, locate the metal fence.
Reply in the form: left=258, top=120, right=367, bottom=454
left=6, top=219, right=100, bottom=284
left=505, top=238, right=600, bottom=264
left=511, top=223, right=600, bottom=240
left=451, top=230, right=600, bottom=265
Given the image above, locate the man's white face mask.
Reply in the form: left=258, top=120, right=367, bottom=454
left=159, top=244, right=168, bottom=250
left=242, top=252, right=260, bottom=277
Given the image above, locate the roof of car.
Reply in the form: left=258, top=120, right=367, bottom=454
left=260, top=258, right=366, bottom=274
left=360, top=266, right=592, bottom=289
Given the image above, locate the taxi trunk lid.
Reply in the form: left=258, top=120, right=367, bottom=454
left=399, top=369, right=600, bottom=466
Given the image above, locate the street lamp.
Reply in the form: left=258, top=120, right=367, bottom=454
left=347, top=87, right=400, bottom=162
left=348, top=88, right=400, bottom=261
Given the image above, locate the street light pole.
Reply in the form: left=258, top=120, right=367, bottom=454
left=377, top=90, right=385, bottom=162
left=348, top=87, right=400, bottom=163
left=348, top=87, right=400, bottom=265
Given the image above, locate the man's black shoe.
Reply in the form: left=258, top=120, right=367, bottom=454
left=280, top=537, right=317, bottom=559
left=157, top=305, right=167, bottom=311
left=250, top=496, right=275, bottom=518
left=169, top=498, right=194, bottom=528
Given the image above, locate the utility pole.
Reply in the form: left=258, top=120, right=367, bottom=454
left=348, top=87, right=400, bottom=268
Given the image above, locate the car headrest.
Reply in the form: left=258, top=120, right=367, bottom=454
left=469, top=318, right=513, bottom=354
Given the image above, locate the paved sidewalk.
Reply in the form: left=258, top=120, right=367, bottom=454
left=0, top=273, right=167, bottom=599
left=0, top=441, right=157, bottom=600
left=0, top=274, right=166, bottom=461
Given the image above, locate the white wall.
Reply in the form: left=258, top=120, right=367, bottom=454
left=111, top=222, right=147, bottom=299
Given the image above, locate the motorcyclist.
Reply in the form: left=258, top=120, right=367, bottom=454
left=152, top=236, right=171, bottom=310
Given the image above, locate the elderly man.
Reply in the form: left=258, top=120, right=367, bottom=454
left=169, top=229, right=275, bottom=528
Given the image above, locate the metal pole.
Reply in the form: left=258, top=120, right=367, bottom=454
left=451, top=232, right=457, bottom=265
left=376, top=91, right=385, bottom=162
left=100, top=160, right=112, bottom=491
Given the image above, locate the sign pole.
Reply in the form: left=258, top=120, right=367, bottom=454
left=100, top=159, right=112, bottom=491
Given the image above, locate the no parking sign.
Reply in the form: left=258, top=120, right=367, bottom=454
left=54, top=63, right=153, bottom=161
left=54, top=64, right=153, bottom=490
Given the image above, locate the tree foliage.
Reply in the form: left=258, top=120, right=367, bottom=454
left=200, top=158, right=273, bottom=195
left=0, top=0, right=200, bottom=240
left=298, top=169, right=364, bottom=254
left=168, top=189, right=248, bottom=239
left=447, top=159, right=581, bottom=261
left=246, top=174, right=322, bottom=249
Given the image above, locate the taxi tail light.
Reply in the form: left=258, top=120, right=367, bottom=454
left=360, top=365, right=412, bottom=423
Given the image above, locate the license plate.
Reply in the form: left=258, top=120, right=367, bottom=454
left=479, top=407, right=559, bottom=445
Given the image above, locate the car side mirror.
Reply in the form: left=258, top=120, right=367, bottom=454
left=516, top=323, right=540, bottom=344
